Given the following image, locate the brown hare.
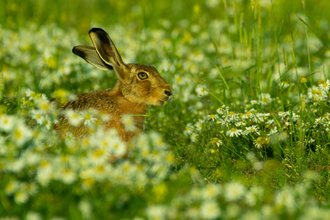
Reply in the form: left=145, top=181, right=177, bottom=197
left=55, top=28, right=173, bottom=143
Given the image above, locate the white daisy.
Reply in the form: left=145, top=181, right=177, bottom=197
left=208, top=114, right=219, bottom=121
left=0, top=114, right=15, bottom=132
left=25, top=212, right=42, bottom=220
left=78, top=200, right=93, bottom=219
left=314, top=117, right=324, bottom=125
left=174, top=75, right=185, bottom=85
left=245, top=125, right=260, bottom=135
left=184, top=123, right=194, bottom=136
left=245, top=186, right=264, bottom=206
left=319, top=79, right=330, bottom=92
left=146, top=205, right=167, bottom=220
left=225, top=181, right=246, bottom=202
left=190, top=133, right=199, bottom=142
left=206, top=0, right=220, bottom=8
left=83, top=112, right=97, bottom=127
left=274, top=187, right=296, bottom=213
left=195, top=120, right=204, bottom=131
left=211, top=137, right=223, bottom=146
left=121, top=115, right=136, bottom=132
left=59, top=167, right=77, bottom=185
left=5, top=180, right=20, bottom=195
left=226, top=128, right=243, bottom=137
left=90, top=147, right=109, bottom=165
left=216, top=105, right=228, bottom=115
left=31, top=109, right=45, bottom=125
left=260, top=93, right=272, bottom=105
left=37, top=100, right=53, bottom=113
left=25, top=88, right=37, bottom=100
left=64, top=110, right=84, bottom=127
left=251, top=100, right=259, bottom=105
left=200, top=200, right=221, bottom=219
left=280, top=81, right=290, bottom=89
left=111, top=138, right=127, bottom=157
left=15, top=190, right=29, bottom=204
left=202, top=184, right=221, bottom=199
left=12, top=122, right=33, bottom=146
left=195, top=85, right=208, bottom=96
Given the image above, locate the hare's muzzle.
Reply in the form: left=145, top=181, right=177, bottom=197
left=158, top=85, right=173, bottom=105
left=164, top=83, right=173, bottom=100
left=155, top=84, right=173, bottom=106
left=164, top=90, right=172, bottom=99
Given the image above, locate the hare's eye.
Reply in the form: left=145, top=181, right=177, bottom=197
left=138, top=72, right=148, bottom=80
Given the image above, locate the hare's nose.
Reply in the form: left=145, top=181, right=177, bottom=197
left=164, top=90, right=172, bottom=97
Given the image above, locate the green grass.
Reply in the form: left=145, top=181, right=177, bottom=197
left=1, top=0, right=330, bottom=219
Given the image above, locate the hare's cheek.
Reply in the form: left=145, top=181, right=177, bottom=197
left=137, top=80, right=151, bottom=96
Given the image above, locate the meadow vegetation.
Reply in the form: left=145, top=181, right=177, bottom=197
left=1, top=0, right=330, bottom=219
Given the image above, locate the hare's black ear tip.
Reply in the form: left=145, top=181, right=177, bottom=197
left=72, top=46, right=85, bottom=59
left=89, top=27, right=104, bottom=34
left=72, top=46, right=78, bottom=55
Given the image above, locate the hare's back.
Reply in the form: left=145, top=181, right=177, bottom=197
left=62, top=90, right=117, bottom=112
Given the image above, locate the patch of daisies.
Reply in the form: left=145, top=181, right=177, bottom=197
left=1, top=89, right=329, bottom=219
left=145, top=177, right=330, bottom=220
left=0, top=89, right=174, bottom=207
left=185, top=79, right=330, bottom=157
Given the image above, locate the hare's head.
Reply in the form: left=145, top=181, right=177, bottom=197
left=72, top=28, right=172, bottom=106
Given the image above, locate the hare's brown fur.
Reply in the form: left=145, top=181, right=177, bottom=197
left=55, top=28, right=172, bottom=143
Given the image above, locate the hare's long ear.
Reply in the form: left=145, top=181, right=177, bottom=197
left=72, top=45, right=113, bottom=71
left=89, top=28, right=128, bottom=81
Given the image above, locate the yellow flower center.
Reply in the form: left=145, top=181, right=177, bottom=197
left=14, top=129, right=23, bottom=139
left=123, top=164, right=130, bottom=171
left=256, top=137, right=263, bottom=144
left=102, top=140, right=108, bottom=147
left=166, top=154, right=175, bottom=162
left=83, top=178, right=94, bottom=187
left=40, top=103, right=49, bottom=110
left=142, top=149, right=149, bottom=157
left=82, top=138, right=89, bottom=146
left=97, top=165, right=104, bottom=172
left=94, top=149, right=105, bottom=157
left=300, top=77, right=307, bottom=83
left=40, top=160, right=49, bottom=167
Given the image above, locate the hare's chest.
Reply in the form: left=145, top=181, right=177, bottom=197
left=102, top=114, right=144, bottom=142
left=87, top=91, right=148, bottom=140
left=103, top=111, right=145, bottom=130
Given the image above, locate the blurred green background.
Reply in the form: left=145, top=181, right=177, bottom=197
left=2, top=0, right=330, bottom=99
left=2, top=0, right=330, bottom=36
